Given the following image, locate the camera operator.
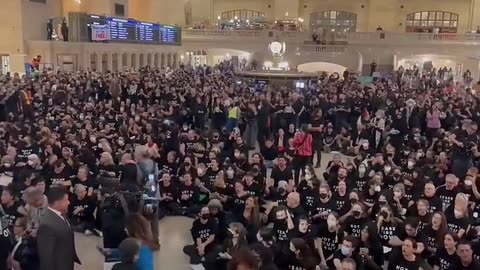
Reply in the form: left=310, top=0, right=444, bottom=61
left=119, top=153, right=138, bottom=192
left=134, top=147, right=159, bottom=247
left=449, top=122, right=479, bottom=178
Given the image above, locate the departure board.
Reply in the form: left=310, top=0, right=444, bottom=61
left=86, top=14, right=181, bottom=45
left=159, top=25, right=182, bottom=45
left=135, top=22, right=159, bottom=43
left=108, top=18, right=136, bottom=41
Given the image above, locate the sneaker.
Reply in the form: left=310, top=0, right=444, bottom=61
left=93, top=229, right=103, bottom=237
left=85, top=229, right=93, bottom=236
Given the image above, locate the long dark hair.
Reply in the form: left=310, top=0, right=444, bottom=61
left=126, top=213, right=160, bottom=250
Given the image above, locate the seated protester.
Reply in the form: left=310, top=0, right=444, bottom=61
left=48, top=159, right=75, bottom=189
left=341, top=258, right=357, bottom=270
left=183, top=207, right=219, bottom=264
left=341, top=202, right=369, bottom=238
left=316, top=213, right=343, bottom=268
left=159, top=151, right=179, bottom=179
left=270, top=156, right=293, bottom=187
left=260, top=139, right=278, bottom=168
left=370, top=192, right=398, bottom=220
left=98, top=152, right=120, bottom=178
left=244, top=172, right=262, bottom=198
left=421, top=183, right=443, bottom=213
left=449, top=240, right=480, bottom=270
left=272, top=207, right=295, bottom=248
left=391, top=184, right=408, bottom=218
left=354, top=163, right=370, bottom=192
left=435, top=232, right=459, bottom=270
left=208, top=222, right=249, bottom=270
left=73, top=166, right=95, bottom=197
left=311, top=184, right=336, bottom=226
left=119, top=153, right=138, bottom=192
left=339, top=191, right=361, bottom=216
left=388, top=238, right=432, bottom=270
left=224, top=165, right=238, bottom=184
left=384, top=167, right=404, bottom=190
left=250, top=243, right=278, bottom=270
left=158, top=173, right=180, bottom=217
left=377, top=205, right=402, bottom=253
left=298, top=170, right=320, bottom=212
left=422, top=212, right=448, bottom=256
left=265, top=178, right=288, bottom=205
left=177, top=156, right=196, bottom=181
left=359, top=223, right=384, bottom=269
left=323, top=153, right=344, bottom=181
left=289, top=216, right=316, bottom=254
left=210, top=171, right=234, bottom=205
left=204, top=158, right=222, bottom=191
left=207, top=199, right=229, bottom=244
left=362, top=174, right=383, bottom=208
left=388, top=218, right=428, bottom=256
left=69, top=184, right=97, bottom=235
left=250, top=161, right=266, bottom=187
left=1, top=185, right=23, bottom=232
left=112, top=238, right=140, bottom=270
left=286, top=192, right=307, bottom=223
left=411, top=199, right=431, bottom=232
left=178, top=173, right=201, bottom=218
left=444, top=193, right=470, bottom=238
left=239, top=196, right=263, bottom=244
left=195, top=163, right=211, bottom=195
left=327, top=166, right=350, bottom=193
left=333, top=180, right=349, bottom=213
left=436, top=174, right=460, bottom=210
left=278, top=238, right=317, bottom=270
left=331, top=235, right=362, bottom=270
left=228, top=180, right=250, bottom=218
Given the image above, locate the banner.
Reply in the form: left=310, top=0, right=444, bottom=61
left=92, top=24, right=110, bottom=41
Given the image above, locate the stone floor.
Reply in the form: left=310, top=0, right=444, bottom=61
left=74, top=153, right=339, bottom=270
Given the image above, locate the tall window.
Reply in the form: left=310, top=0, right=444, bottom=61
left=221, top=9, right=265, bottom=21
left=406, top=11, right=458, bottom=33
left=114, top=4, right=125, bottom=17
left=310, top=11, right=357, bottom=38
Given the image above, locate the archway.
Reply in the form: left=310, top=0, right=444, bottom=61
left=406, top=11, right=458, bottom=33
left=297, top=62, right=347, bottom=74
left=310, top=10, right=357, bottom=38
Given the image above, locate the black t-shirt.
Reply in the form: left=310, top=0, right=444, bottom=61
left=332, top=192, right=348, bottom=212
left=436, top=247, right=458, bottom=270
left=229, top=193, right=249, bottom=216
left=312, top=199, right=336, bottom=224
left=422, top=225, right=442, bottom=251
left=330, top=249, right=361, bottom=269
left=245, top=182, right=262, bottom=198
left=160, top=181, right=179, bottom=201
left=388, top=255, right=422, bottom=270
left=178, top=183, right=199, bottom=207
left=300, top=189, right=319, bottom=216
left=1, top=202, right=23, bottom=232
left=204, top=167, right=221, bottom=191
left=69, top=195, right=96, bottom=222
left=48, top=167, right=75, bottom=187
left=422, top=195, right=443, bottom=213
left=436, top=186, right=458, bottom=208
left=447, top=259, right=480, bottom=270
left=270, top=166, right=293, bottom=186
left=191, top=218, right=219, bottom=248
left=0, top=226, right=12, bottom=270
left=445, top=206, right=470, bottom=235
left=273, top=220, right=290, bottom=243
left=343, top=216, right=368, bottom=238
left=378, top=220, right=401, bottom=247
left=316, top=224, right=343, bottom=259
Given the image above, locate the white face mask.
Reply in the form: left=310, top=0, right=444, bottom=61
left=358, top=167, right=366, bottom=175
left=362, top=142, right=369, bottom=148
left=305, top=174, right=312, bottom=180
left=465, top=180, right=473, bottom=186
left=27, top=160, right=35, bottom=167
left=407, top=161, right=415, bottom=168
left=234, top=152, right=240, bottom=158
left=384, top=166, right=391, bottom=173
left=454, top=209, right=463, bottom=218
left=226, top=170, right=234, bottom=178
left=374, top=185, right=381, bottom=192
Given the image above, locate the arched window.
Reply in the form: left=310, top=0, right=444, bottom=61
left=406, top=11, right=458, bottom=33
left=221, top=9, right=265, bottom=21
left=310, top=10, right=357, bottom=38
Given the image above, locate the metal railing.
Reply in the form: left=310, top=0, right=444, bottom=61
left=346, top=32, right=480, bottom=43
left=182, top=29, right=308, bottom=40
left=300, top=45, right=347, bottom=53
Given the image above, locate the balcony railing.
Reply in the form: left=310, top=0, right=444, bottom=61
left=300, top=45, right=347, bottom=53
left=182, top=29, right=308, bottom=41
left=347, top=32, right=480, bottom=43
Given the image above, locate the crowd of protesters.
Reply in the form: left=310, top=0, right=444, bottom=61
left=0, top=61, right=479, bottom=270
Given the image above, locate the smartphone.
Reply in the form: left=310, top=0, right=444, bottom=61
left=148, top=174, right=154, bottom=182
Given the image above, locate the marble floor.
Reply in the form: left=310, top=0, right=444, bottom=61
left=74, top=153, right=339, bottom=270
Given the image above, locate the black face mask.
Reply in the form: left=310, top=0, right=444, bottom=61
left=278, top=187, right=285, bottom=194
left=320, top=193, right=328, bottom=199
left=380, top=211, right=389, bottom=219
left=350, top=198, right=358, bottom=204
left=353, top=211, right=361, bottom=218
left=201, top=213, right=210, bottom=220
left=184, top=162, right=191, bottom=167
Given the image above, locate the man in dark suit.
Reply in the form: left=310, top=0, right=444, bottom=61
left=37, top=187, right=81, bottom=270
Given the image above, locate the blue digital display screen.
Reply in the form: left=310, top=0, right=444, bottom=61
left=108, top=17, right=136, bottom=41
